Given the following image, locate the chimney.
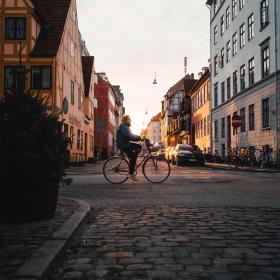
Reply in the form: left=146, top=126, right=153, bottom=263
left=191, top=73, right=194, bottom=79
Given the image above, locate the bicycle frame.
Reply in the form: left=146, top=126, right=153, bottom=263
left=122, top=143, right=158, bottom=174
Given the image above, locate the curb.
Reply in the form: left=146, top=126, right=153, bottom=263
left=206, top=163, right=280, bottom=173
left=15, top=197, right=91, bottom=280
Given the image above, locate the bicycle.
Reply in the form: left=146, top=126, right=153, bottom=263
left=103, top=139, right=171, bottom=184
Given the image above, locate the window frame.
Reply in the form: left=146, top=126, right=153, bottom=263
left=4, top=65, right=26, bottom=89
left=248, top=13, right=254, bottom=41
left=248, top=57, right=255, bottom=86
left=262, top=98, right=270, bottom=129
left=240, top=64, right=246, bottom=91
left=260, top=0, right=269, bottom=30
left=5, top=17, right=26, bottom=40
left=232, top=33, right=237, bottom=56
left=249, top=104, right=255, bottom=131
left=240, top=107, right=246, bottom=132
left=31, top=66, right=52, bottom=90
left=239, top=23, right=245, bottom=49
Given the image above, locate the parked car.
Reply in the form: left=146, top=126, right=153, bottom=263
left=156, top=148, right=166, bottom=159
left=168, top=147, right=176, bottom=163
left=173, top=144, right=205, bottom=166
left=165, top=147, right=172, bottom=161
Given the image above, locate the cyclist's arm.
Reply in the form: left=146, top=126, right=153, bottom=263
left=122, top=126, right=141, bottom=142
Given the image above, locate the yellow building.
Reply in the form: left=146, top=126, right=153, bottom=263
left=190, top=69, right=211, bottom=154
left=0, top=0, right=95, bottom=162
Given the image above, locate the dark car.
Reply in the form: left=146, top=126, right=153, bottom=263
left=173, top=144, right=205, bottom=166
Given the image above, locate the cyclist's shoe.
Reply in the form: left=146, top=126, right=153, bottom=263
left=128, top=174, right=138, bottom=181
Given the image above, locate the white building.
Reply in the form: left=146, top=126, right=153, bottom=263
left=147, top=113, right=162, bottom=146
left=206, top=0, right=280, bottom=159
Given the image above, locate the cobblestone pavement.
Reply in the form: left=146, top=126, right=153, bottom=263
left=52, top=207, right=280, bottom=280
left=0, top=197, right=78, bottom=280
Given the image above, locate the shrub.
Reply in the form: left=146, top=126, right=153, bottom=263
left=0, top=89, right=69, bottom=189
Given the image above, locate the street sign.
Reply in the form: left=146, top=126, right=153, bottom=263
left=232, top=114, right=242, bottom=128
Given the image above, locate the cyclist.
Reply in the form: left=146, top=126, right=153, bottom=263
left=116, top=115, right=142, bottom=180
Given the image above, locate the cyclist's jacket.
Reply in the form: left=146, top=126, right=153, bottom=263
left=116, top=124, right=141, bottom=151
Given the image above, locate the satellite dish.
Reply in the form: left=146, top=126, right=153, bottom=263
left=153, top=72, right=157, bottom=85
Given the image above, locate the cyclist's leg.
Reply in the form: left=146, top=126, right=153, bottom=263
left=126, top=143, right=141, bottom=175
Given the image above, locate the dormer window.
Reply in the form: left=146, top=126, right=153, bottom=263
left=5, top=17, right=26, bottom=40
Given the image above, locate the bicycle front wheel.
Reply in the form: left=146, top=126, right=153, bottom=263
left=103, top=157, right=129, bottom=184
left=142, top=157, right=170, bottom=183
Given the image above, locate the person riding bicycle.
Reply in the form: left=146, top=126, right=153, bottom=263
left=116, top=115, right=142, bottom=180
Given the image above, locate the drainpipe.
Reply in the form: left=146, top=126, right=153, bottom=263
left=206, top=3, right=213, bottom=153
left=275, top=0, right=279, bottom=160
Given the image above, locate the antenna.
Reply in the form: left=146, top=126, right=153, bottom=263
left=184, top=57, right=187, bottom=76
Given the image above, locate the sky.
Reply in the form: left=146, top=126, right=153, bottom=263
left=77, top=0, right=210, bottom=134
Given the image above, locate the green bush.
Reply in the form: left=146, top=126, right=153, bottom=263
left=0, top=89, right=69, bottom=189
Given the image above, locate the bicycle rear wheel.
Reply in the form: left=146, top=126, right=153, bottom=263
left=142, top=157, right=170, bottom=183
left=103, top=157, right=129, bottom=184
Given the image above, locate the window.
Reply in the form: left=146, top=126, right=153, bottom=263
left=77, top=129, right=80, bottom=150
left=4, top=65, right=25, bottom=89
left=207, top=115, right=211, bottom=135
left=232, top=0, right=237, bottom=19
left=201, top=120, right=204, bottom=137
left=249, top=104, right=255, bottom=130
left=78, top=89, right=83, bottom=110
left=260, top=0, right=269, bottom=29
left=214, top=55, right=218, bottom=75
left=214, top=120, right=218, bottom=140
left=226, top=6, right=230, bottom=28
left=31, top=66, right=51, bottom=89
left=233, top=71, right=238, bottom=95
left=5, top=17, right=26, bottom=40
left=221, top=118, right=225, bottom=138
left=220, top=15, right=225, bottom=36
left=240, top=108, right=246, bottom=132
left=262, top=98, right=270, bottom=128
left=226, top=77, right=231, bottom=99
left=248, top=14, right=254, bottom=41
left=70, top=126, right=74, bottom=149
left=240, top=64, right=245, bottom=91
left=204, top=117, right=207, bottom=136
left=249, top=57, right=255, bottom=86
left=220, top=48, right=225, bottom=68
left=214, top=83, right=218, bottom=107
left=221, top=82, right=225, bottom=103
left=226, top=41, right=231, bottom=62
left=240, top=23, right=245, bottom=48
left=233, top=111, right=237, bottom=135
left=71, top=80, right=74, bottom=105
left=214, top=25, right=218, bottom=45
left=239, top=0, right=244, bottom=10
left=262, top=46, right=270, bottom=78
left=232, top=33, right=237, bottom=56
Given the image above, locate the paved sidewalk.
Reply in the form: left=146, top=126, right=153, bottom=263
left=66, top=161, right=105, bottom=175
left=52, top=207, right=280, bottom=280
left=0, top=197, right=90, bottom=280
left=206, top=162, right=280, bottom=173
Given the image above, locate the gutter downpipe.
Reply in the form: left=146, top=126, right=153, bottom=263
left=275, top=0, right=279, bottom=162
left=206, top=2, right=213, bottom=154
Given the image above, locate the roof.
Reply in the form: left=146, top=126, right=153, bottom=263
left=30, top=0, right=71, bottom=57
left=151, top=113, right=161, bottom=122
left=82, top=56, right=94, bottom=97
left=167, top=75, right=197, bottom=97
left=206, top=0, right=213, bottom=5
left=189, top=69, right=210, bottom=96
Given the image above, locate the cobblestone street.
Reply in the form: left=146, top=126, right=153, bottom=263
left=53, top=207, right=280, bottom=280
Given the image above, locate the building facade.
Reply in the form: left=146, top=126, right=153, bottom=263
left=161, top=74, right=197, bottom=148
left=190, top=69, right=211, bottom=154
left=146, top=113, right=161, bottom=146
left=0, top=0, right=96, bottom=162
left=94, top=73, right=125, bottom=158
left=207, top=0, right=280, bottom=159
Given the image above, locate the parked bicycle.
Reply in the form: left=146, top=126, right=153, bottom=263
left=103, top=139, right=171, bottom=184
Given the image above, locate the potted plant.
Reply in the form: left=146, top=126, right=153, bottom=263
left=0, top=88, right=69, bottom=222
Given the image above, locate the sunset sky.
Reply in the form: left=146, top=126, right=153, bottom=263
left=77, top=0, right=210, bottom=134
